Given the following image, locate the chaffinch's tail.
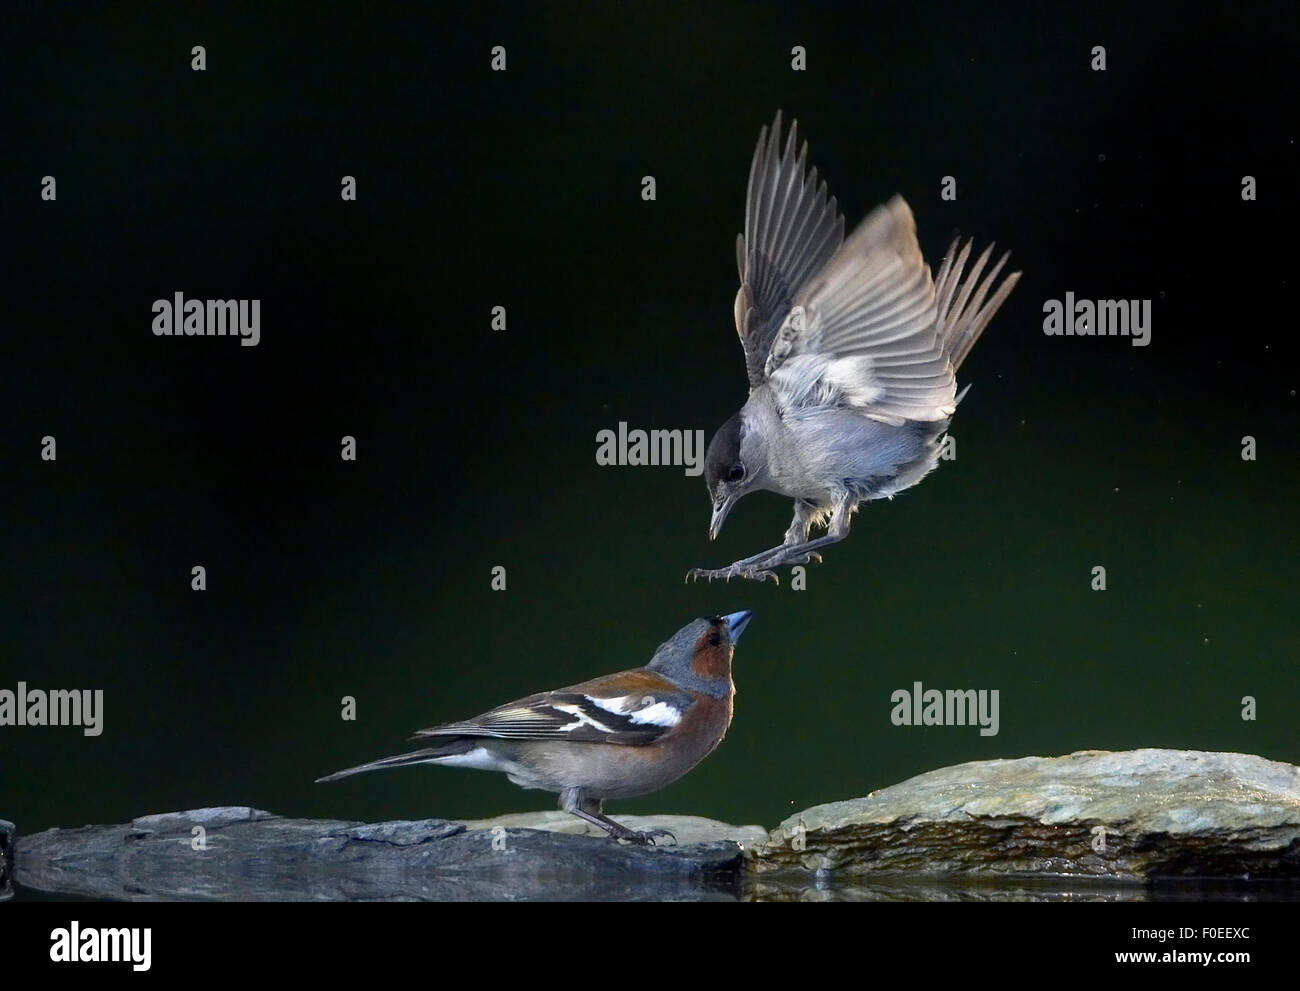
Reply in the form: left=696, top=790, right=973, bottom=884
left=315, top=738, right=476, bottom=783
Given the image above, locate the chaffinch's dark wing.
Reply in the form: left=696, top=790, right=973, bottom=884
left=411, top=669, right=694, bottom=746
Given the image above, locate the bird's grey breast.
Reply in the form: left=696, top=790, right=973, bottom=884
left=766, top=394, right=947, bottom=503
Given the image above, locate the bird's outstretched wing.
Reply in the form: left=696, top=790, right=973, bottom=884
left=734, top=111, right=845, bottom=391
left=411, top=669, right=694, bottom=747
left=766, top=196, right=1021, bottom=426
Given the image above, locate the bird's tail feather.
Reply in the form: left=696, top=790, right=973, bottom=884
left=934, top=237, right=1022, bottom=372
left=315, top=738, right=473, bottom=783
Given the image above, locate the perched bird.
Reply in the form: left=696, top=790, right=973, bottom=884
left=316, top=610, right=753, bottom=845
left=689, top=112, right=1021, bottom=583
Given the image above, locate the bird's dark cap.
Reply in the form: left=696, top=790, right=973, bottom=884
left=704, top=412, right=743, bottom=489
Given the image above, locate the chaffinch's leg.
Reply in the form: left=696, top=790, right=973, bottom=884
left=560, top=789, right=676, bottom=846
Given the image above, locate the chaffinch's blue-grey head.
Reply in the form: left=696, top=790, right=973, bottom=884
left=648, top=609, right=753, bottom=694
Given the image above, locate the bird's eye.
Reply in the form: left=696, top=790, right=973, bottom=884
left=726, top=464, right=745, bottom=483
left=707, top=633, right=722, bottom=647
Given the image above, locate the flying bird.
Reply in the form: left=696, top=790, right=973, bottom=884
left=317, top=611, right=753, bottom=845
left=689, top=112, right=1021, bottom=583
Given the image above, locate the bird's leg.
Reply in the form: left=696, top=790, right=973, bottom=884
left=560, top=789, right=676, bottom=846
left=744, top=532, right=843, bottom=572
left=746, top=492, right=855, bottom=572
left=687, top=498, right=834, bottom=583
left=783, top=498, right=819, bottom=545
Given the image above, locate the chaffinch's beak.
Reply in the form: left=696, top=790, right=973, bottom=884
left=709, top=495, right=737, bottom=541
left=722, top=610, right=753, bottom=642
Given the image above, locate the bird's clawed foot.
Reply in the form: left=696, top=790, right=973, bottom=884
left=690, top=534, right=843, bottom=581
left=686, top=565, right=779, bottom=585
left=619, top=826, right=677, bottom=847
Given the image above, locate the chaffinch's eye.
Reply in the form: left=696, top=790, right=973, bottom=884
left=727, top=464, right=745, bottom=483
left=707, top=632, right=722, bottom=647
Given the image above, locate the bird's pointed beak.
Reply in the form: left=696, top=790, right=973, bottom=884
left=723, top=610, right=753, bottom=642
left=708, top=495, right=736, bottom=541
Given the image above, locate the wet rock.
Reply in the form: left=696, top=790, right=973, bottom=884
left=10, top=750, right=1297, bottom=900
left=15, top=806, right=747, bottom=901
left=0, top=818, right=14, bottom=901
left=758, top=749, right=1300, bottom=880
left=458, top=811, right=768, bottom=851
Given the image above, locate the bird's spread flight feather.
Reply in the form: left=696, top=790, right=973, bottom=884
left=734, top=110, right=845, bottom=392
left=736, top=113, right=1021, bottom=427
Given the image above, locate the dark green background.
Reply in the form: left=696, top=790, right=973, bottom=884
left=3, top=2, right=1296, bottom=836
